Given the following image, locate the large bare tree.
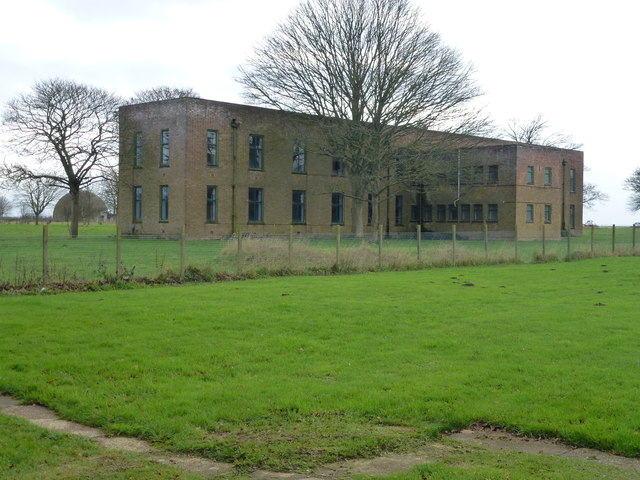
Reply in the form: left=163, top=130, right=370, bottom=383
left=128, top=86, right=198, bottom=104
left=17, top=178, right=60, bottom=224
left=0, top=195, right=11, bottom=218
left=238, top=0, right=487, bottom=234
left=624, top=168, right=640, bottom=212
left=1, top=79, right=120, bottom=237
left=582, top=182, right=609, bottom=209
left=502, top=114, right=582, bottom=150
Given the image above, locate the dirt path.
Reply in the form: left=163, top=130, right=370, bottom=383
left=2, top=394, right=639, bottom=479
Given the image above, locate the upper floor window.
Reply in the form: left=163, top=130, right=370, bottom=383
left=160, top=130, right=169, bottom=166
left=160, top=185, right=169, bottom=221
left=206, top=186, right=217, bottom=222
left=544, top=167, right=552, bottom=185
left=292, top=143, right=305, bottom=173
left=488, top=165, right=498, bottom=184
left=207, top=130, right=218, bottom=166
left=332, top=159, right=344, bottom=176
left=134, top=132, right=143, bottom=167
left=473, top=165, right=484, bottom=184
left=569, top=168, right=576, bottom=192
left=526, top=166, right=534, bottom=184
left=249, top=134, right=264, bottom=169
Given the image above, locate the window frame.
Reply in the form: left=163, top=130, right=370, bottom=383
left=460, top=204, right=470, bottom=222
left=159, top=185, right=169, bottom=222
left=133, top=186, right=142, bottom=222
left=206, top=185, right=217, bottom=223
left=487, top=204, right=498, bottom=222
left=292, top=143, right=306, bottom=173
left=134, top=132, right=143, bottom=167
left=160, top=129, right=169, bottom=166
left=544, top=204, right=552, bottom=224
left=248, top=187, right=263, bottom=223
left=526, top=165, right=534, bottom=185
left=249, top=134, right=264, bottom=170
left=569, top=168, right=576, bottom=193
left=395, top=195, right=404, bottom=226
left=544, top=167, right=552, bottom=186
left=331, top=192, right=344, bottom=224
left=292, top=190, right=306, bottom=224
left=473, top=204, right=483, bottom=222
left=526, top=204, right=534, bottom=223
left=569, top=204, right=576, bottom=229
left=436, top=204, right=446, bottom=222
left=206, top=130, right=218, bottom=167
left=331, top=159, right=344, bottom=176
left=487, top=165, right=498, bottom=184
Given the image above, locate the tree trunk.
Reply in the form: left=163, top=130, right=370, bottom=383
left=35, top=214, right=39, bottom=225
left=351, top=196, right=365, bottom=237
left=69, top=186, right=80, bottom=238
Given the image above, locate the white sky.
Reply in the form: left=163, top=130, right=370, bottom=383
left=1, top=0, right=638, bottom=224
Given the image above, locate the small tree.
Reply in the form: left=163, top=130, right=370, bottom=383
left=98, top=164, right=119, bottom=216
left=624, top=168, right=640, bottom=212
left=582, top=182, right=609, bottom=209
left=1, top=78, right=120, bottom=237
left=18, top=178, right=59, bottom=224
left=0, top=194, right=11, bottom=218
left=502, top=114, right=582, bottom=149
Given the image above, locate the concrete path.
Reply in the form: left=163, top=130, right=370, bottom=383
left=2, top=394, right=638, bottom=479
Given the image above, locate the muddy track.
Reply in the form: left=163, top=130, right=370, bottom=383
left=2, top=395, right=638, bottom=479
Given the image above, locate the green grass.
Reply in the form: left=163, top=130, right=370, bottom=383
left=0, top=413, right=201, bottom=480
left=1, top=257, right=639, bottom=475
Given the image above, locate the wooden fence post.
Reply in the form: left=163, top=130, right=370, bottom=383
left=591, top=224, right=595, bottom=256
left=335, top=224, right=341, bottom=267
left=288, top=224, right=293, bottom=267
left=542, top=223, right=546, bottom=257
left=633, top=224, right=637, bottom=256
left=514, top=225, right=519, bottom=262
left=567, top=230, right=571, bottom=259
left=452, top=224, right=457, bottom=266
left=180, top=225, right=186, bottom=281
left=378, top=224, right=383, bottom=268
left=115, top=224, right=121, bottom=278
left=483, top=222, right=488, bottom=260
left=612, top=224, right=616, bottom=253
left=237, top=229, right=243, bottom=273
left=416, top=224, right=422, bottom=263
left=42, top=224, right=49, bottom=285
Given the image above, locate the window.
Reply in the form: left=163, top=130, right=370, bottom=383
left=249, top=134, right=264, bottom=169
left=160, top=185, right=169, bottom=221
left=292, top=190, right=305, bottom=224
left=526, top=204, right=534, bottom=223
left=569, top=204, right=576, bottom=229
left=436, top=204, right=446, bottom=222
left=448, top=204, right=458, bottom=222
left=423, top=204, right=433, bottom=222
left=473, top=204, right=483, bottom=222
left=134, top=132, right=143, bottom=167
left=332, top=159, right=344, bottom=176
left=461, top=204, right=470, bottom=222
left=395, top=195, right=404, bottom=225
left=527, top=166, right=534, bottom=184
left=367, top=194, right=373, bottom=225
left=544, top=167, right=552, bottom=185
left=161, top=130, right=169, bottom=166
left=133, top=186, right=142, bottom=222
left=473, top=165, right=484, bottom=184
left=292, top=143, right=305, bottom=173
left=488, top=204, right=498, bottom=222
left=207, top=130, right=218, bottom=166
left=544, top=204, right=552, bottom=224
left=410, top=205, right=419, bottom=222
left=331, top=192, right=344, bottom=224
left=488, top=165, right=498, bottom=184
left=569, top=168, right=576, bottom=192
left=248, top=188, right=263, bottom=222
left=206, top=186, right=217, bottom=222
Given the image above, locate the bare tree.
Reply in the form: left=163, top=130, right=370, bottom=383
left=17, top=178, right=59, bottom=224
left=502, top=114, right=582, bottom=149
left=582, top=182, right=609, bottom=209
left=99, top=164, right=119, bottom=216
left=0, top=194, right=11, bottom=218
left=238, top=0, right=487, bottom=235
left=1, top=79, right=120, bottom=237
left=624, top=168, right=640, bottom=212
left=129, top=86, right=198, bottom=104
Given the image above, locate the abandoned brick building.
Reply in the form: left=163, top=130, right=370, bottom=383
left=117, top=97, right=583, bottom=240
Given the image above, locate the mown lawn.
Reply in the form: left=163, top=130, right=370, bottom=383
left=1, top=257, right=639, bottom=475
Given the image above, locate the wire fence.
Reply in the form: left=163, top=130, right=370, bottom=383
left=0, top=224, right=637, bottom=288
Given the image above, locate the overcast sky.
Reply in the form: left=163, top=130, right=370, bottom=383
left=1, top=0, right=638, bottom=224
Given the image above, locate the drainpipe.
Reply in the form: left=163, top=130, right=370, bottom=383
left=231, top=118, right=240, bottom=235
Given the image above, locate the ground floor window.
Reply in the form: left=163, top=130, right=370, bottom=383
left=460, top=204, right=470, bottom=222
left=544, top=204, right=552, bottom=224
left=133, top=186, right=142, bottom=222
left=436, top=204, right=446, bottom=222
left=569, top=204, right=576, bottom=229
left=395, top=195, right=403, bottom=225
left=248, top=188, right=263, bottom=222
left=488, top=204, right=498, bottom=222
left=292, top=190, right=305, bottom=224
left=526, top=204, right=534, bottom=223
left=473, top=204, right=483, bottom=222
left=160, top=185, right=169, bottom=221
left=206, top=186, right=217, bottom=222
left=448, top=204, right=457, bottom=222
left=331, top=192, right=344, bottom=224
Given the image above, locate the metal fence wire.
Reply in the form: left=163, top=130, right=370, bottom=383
left=0, top=224, right=637, bottom=287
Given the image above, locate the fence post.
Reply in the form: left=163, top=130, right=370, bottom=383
left=566, top=231, right=571, bottom=259
left=416, top=224, right=422, bottom=263
left=335, top=224, right=341, bottom=267
left=180, top=225, right=186, bottom=281
left=452, top=224, right=457, bottom=266
left=42, top=224, right=49, bottom=285
left=591, top=224, right=595, bottom=256
left=237, top=229, right=243, bottom=273
left=542, top=223, right=546, bottom=257
left=378, top=224, right=384, bottom=268
left=633, top=224, right=637, bottom=255
left=288, top=224, right=293, bottom=267
left=483, top=222, right=489, bottom=260
left=514, top=225, right=519, bottom=262
left=612, top=224, right=616, bottom=253
left=115, top=224, right=121, bottom=278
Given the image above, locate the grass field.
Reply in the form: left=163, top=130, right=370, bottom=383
left=0, top=222, right=638, bottom=286
left=1, top=256, right=639, bottom=478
